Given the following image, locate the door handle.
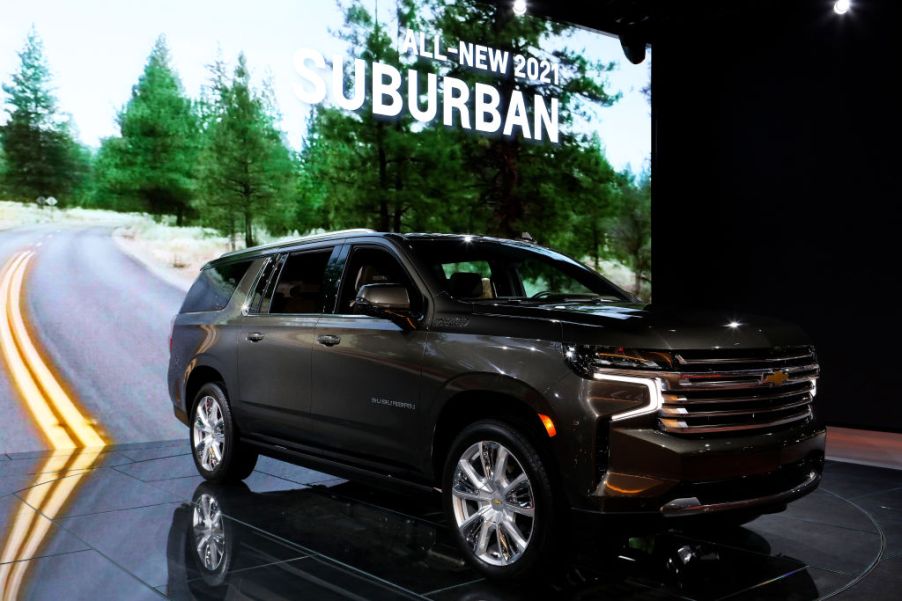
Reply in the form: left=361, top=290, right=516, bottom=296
left=316, top=334, right=341, bottom=347
left=246, top=332, right=265, bottom=343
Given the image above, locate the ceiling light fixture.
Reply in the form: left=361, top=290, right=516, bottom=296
left=833, top=0, right=851, bottom=15
left=513, top=0, right=527, bottom=17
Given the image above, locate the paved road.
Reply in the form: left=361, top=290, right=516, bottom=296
left=0, top=225, right=189, bottom=454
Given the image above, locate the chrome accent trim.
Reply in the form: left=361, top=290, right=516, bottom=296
left=674, top=352, right=814, bottom=366
left=659, top=407, right=813, bottom=434
left=659, top=396, right=812, bottom=418
left=660, top=470, right=820, bottom=515
left=662, top=387, right=812, bottom=405
left=672, top=364, right=819, bottom=390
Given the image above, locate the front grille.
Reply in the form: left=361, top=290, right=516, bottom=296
left=657, top=347, right=818, bottom=436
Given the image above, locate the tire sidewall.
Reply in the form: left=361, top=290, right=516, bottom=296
left=190, top=382, right=239, bottom=483
left=442, top=419, right=557, bottom=581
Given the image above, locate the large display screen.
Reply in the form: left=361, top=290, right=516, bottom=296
left=1, top=0, right=650, bottom=292
left=0, top=0, right=650, bottom=453
left=0, top=0, right=651, bottom=584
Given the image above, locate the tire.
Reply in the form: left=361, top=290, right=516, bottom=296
left=190, top=382, right=258, bottom=483
left=442, top=419, right=560, bottom=581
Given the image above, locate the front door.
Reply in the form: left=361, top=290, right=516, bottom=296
left=310, top=244, right=427, bottom=469
left=236, top=246, right=337, bottom=440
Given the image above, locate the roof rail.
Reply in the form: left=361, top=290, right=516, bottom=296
left=218, top=228, right=377, bottom=259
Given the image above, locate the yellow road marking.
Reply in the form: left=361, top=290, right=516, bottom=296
left=0, top=449, right=101, bottom=601
left=0, top=249, right=110, bottom=598
left=0, top=250, right=106, bottom=448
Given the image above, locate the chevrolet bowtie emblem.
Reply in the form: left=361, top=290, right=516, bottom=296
left=761, top=370, right=790, bottom=386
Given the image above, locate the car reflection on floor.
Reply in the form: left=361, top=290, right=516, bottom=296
left=164, top=480, right=819, bottom=601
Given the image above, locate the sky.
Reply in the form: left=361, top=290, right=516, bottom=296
left=0, top=0, right=651, bottom=173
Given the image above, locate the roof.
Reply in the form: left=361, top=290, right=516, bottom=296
left=209, top=230, right=538, bottom=266
left=213, top=229, right=377, bottom=263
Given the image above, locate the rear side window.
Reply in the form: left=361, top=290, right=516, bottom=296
left=269, top=250, right=332, bottom=314
left=181, top=260, right=252, bottom=313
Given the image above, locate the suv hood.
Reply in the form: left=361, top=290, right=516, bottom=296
left=471, top=301, right=810, bottom=351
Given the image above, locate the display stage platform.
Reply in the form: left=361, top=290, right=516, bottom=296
left=0, top=439, right=899, bottom=600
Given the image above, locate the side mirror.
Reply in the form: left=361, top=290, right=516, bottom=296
left=353, top=284, right=416, bottom=330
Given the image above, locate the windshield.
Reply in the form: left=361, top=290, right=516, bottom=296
left=407, top=238, right=630, bottom=303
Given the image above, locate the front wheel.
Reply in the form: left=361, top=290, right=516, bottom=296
left=442, top=419, right=560, bottom=581
left=190, top=382, right=258, bottom=482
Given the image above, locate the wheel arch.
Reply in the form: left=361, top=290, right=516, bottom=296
left=185, top=363, right=228, bottom=414
left=429, top=374, right=561, bottom=485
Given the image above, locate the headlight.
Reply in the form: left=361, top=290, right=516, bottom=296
left=579, top=372, right=664, bottom=421
left=564, top=345, right=673, bottom=377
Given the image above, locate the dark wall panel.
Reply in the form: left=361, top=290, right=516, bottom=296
left=651, top=1, right=902, bottom=431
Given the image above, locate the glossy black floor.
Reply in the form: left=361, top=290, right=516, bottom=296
left=0, top=441, right=899, bottom=600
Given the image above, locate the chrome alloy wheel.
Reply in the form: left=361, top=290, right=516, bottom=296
left=192, top=493, right=225, bottom=571
left=451, top=441, right=536, bottom=566
left=193, top=395, right=225, bottom=472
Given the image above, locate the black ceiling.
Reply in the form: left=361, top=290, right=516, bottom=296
left=480, top=0, right=788, bottom=43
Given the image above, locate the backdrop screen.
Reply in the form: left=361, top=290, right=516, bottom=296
left=0, top=1, right=650, bottom=452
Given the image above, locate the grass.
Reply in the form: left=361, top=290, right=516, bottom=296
left=1, top=200, right=235, bottom=283
left=2, top=199, right=647, bottom=298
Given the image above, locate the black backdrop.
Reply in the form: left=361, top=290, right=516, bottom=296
left=650, top=0, right=902, bottom=431
left=483, top=0, right=901, bottom=431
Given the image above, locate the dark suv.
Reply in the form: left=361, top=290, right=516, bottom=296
left=168, top=230, right=825, bottom=580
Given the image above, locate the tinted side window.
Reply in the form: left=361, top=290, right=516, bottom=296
left=181, top=260, right=252, bottom=313
left=246, top=256, right=278, bottom=314
left=269, top=250, right=332, bottom=314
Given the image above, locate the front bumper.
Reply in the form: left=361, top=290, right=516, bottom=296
left=659, top=467, right=820, bottom=515
left=576, top=420, right=826, bottom=516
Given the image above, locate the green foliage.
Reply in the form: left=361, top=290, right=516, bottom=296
left=99, top=36, right=200, bottom=223
left=0, top=28, right=87, bottom=203
left=433, top=0, right=619, bottom=240
left=1, top=7, right=651, bottom=294
left=195, top=54, right=297, bottom=247
left=608, top=169, right=651, bottom=297
left=0, top=144, right=6, bottom=197
left=296, top=1, right=475, bottom=234
left=302, top=0, right=651, bottom=295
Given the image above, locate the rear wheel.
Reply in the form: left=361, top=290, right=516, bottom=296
left=190, top=382, right=258, bottom=482
left=442, top=419, right=559, bottom=581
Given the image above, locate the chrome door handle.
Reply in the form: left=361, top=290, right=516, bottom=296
left=316, top=334, right=341, bottom=347
left=247, top=332, right=265, bottom=343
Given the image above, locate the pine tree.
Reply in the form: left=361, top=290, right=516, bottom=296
left=114, top=36, right=199, bottom=224
left=434, top=0, right=619, bottom=241
left=197, top=54, right=296, bottom=247
left=609, top=169, right=651, bottom=298
left=300, top=0, right=474, bottom=234
left=0, top=28, right=87, bottom=202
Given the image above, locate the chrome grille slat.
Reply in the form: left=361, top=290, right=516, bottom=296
left=660, top=397, right=812, bottom=418
left=673, top=363, right=819, bottom=390
left=658, top=347, right=818, bottom=436
left=659, top=408, right=813, bottom=435
left=662, top=387, right=811, bottom=405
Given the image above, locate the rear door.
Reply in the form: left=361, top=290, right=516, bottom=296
left=235, top=244, right=339, bottom=439
left=309, top=242, right=428, bottom=469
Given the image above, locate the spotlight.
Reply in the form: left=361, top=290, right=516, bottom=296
left=833, top=0, right=851, bottom=15
left=513, top=0, right=527, bottom=17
